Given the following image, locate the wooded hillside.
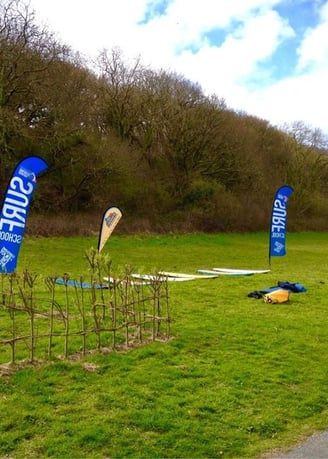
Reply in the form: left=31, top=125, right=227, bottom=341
left=1, top=0, right=328, bottom=235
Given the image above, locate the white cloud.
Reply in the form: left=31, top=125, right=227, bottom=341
left=175, top=9, right=294, bottom=84
left=245, top=68, right=328, bottom=130
left=29, top=0, right=328, bottom=136
left=31, top=0, right=149, bottom=57
left=297, top=1, right=328, bottom=70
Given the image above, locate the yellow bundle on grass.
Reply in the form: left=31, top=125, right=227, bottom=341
left=263, top=289, right=290, bottom=304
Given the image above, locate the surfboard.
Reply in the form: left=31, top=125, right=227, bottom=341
left=197, top=269, right=254, bottom=277
left=158, top=271, right=219, bottom=279
left=55, top=279, right=109, bottom=289
left=103, top=276, right=150, bottom=286
left=131, top=274, right=195, bottom=282
left=212, top=268, right=270, bottom=274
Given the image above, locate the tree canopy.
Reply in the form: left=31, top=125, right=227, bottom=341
left=1, top=0, right=328, bottom=235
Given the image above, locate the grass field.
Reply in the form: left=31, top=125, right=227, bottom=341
left=1, top=232, right=328, bottom=458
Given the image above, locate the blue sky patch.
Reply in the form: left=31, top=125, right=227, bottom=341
left=241, top=38, right=300, bottom=88
left=265, top=37, right=301, bottom=81
left=274, top=0, right=323, bottom=36
left=204, top=27, right=230, bottom=48
left=138, top=0, right=171, bottom=25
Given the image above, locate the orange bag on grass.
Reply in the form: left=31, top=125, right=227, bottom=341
left=263, top=289, right=290, bottom=304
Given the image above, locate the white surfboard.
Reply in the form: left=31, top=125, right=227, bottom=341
left=131, top=274, right=195, bottom=282
left=103, top=276, right=150, bottom=286
left=197, top=269, right=254, bottom=276
left=212, top=267, right=270, bottom=274
left=158, top=271, right=219, bottom=279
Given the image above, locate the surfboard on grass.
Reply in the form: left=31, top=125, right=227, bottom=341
left=131, top=274, right=195, bottom=282
left=55, top=278, right=109, bottom=289
left=197, top=269, right=254, bottom=277
left=158, top=271, right=219, bottom=279
left=212, top=267, right=270, bottom=274
left=103, top=276, right=150, bottom=286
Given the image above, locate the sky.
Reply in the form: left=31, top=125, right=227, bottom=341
left=28, top=0, right=328, bottom=137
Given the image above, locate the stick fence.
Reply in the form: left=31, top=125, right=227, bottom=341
left=0, top=254, right=171, bottom=368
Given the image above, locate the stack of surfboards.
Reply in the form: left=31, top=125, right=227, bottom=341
left=125, top=268, right=270, bottom=283
left=55, top=268, right=269, bottom=289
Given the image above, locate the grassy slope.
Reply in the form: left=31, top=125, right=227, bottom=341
left=1, top=232, right=328, bottom=458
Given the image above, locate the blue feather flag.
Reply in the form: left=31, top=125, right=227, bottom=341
left=0, top=156, right=48, bottom=273
left=269, top=185, right=294, bottom=264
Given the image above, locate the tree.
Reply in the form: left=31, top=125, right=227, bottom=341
left=96, top=47, right=146, bottom=140
left=0, top=0, right=67, bottom=193
left=281, top=122, right=328, bottom=218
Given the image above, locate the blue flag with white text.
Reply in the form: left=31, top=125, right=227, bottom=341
left=269, top=185, right=294, bottom=263
left=0, top=156, right=48, bottom=273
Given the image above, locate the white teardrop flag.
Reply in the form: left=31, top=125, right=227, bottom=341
left=98, top=207, right=122, bottom=252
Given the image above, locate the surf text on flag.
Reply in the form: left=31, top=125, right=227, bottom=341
left=0, top=176, right=33, bottom=236
left=271, top=197, right=287, bottom=238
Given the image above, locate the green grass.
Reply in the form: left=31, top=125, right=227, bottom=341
left=1, top=232, right=328, bottom=458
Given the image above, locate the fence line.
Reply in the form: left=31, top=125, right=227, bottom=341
left=0, top=268, right=171, bottom=367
